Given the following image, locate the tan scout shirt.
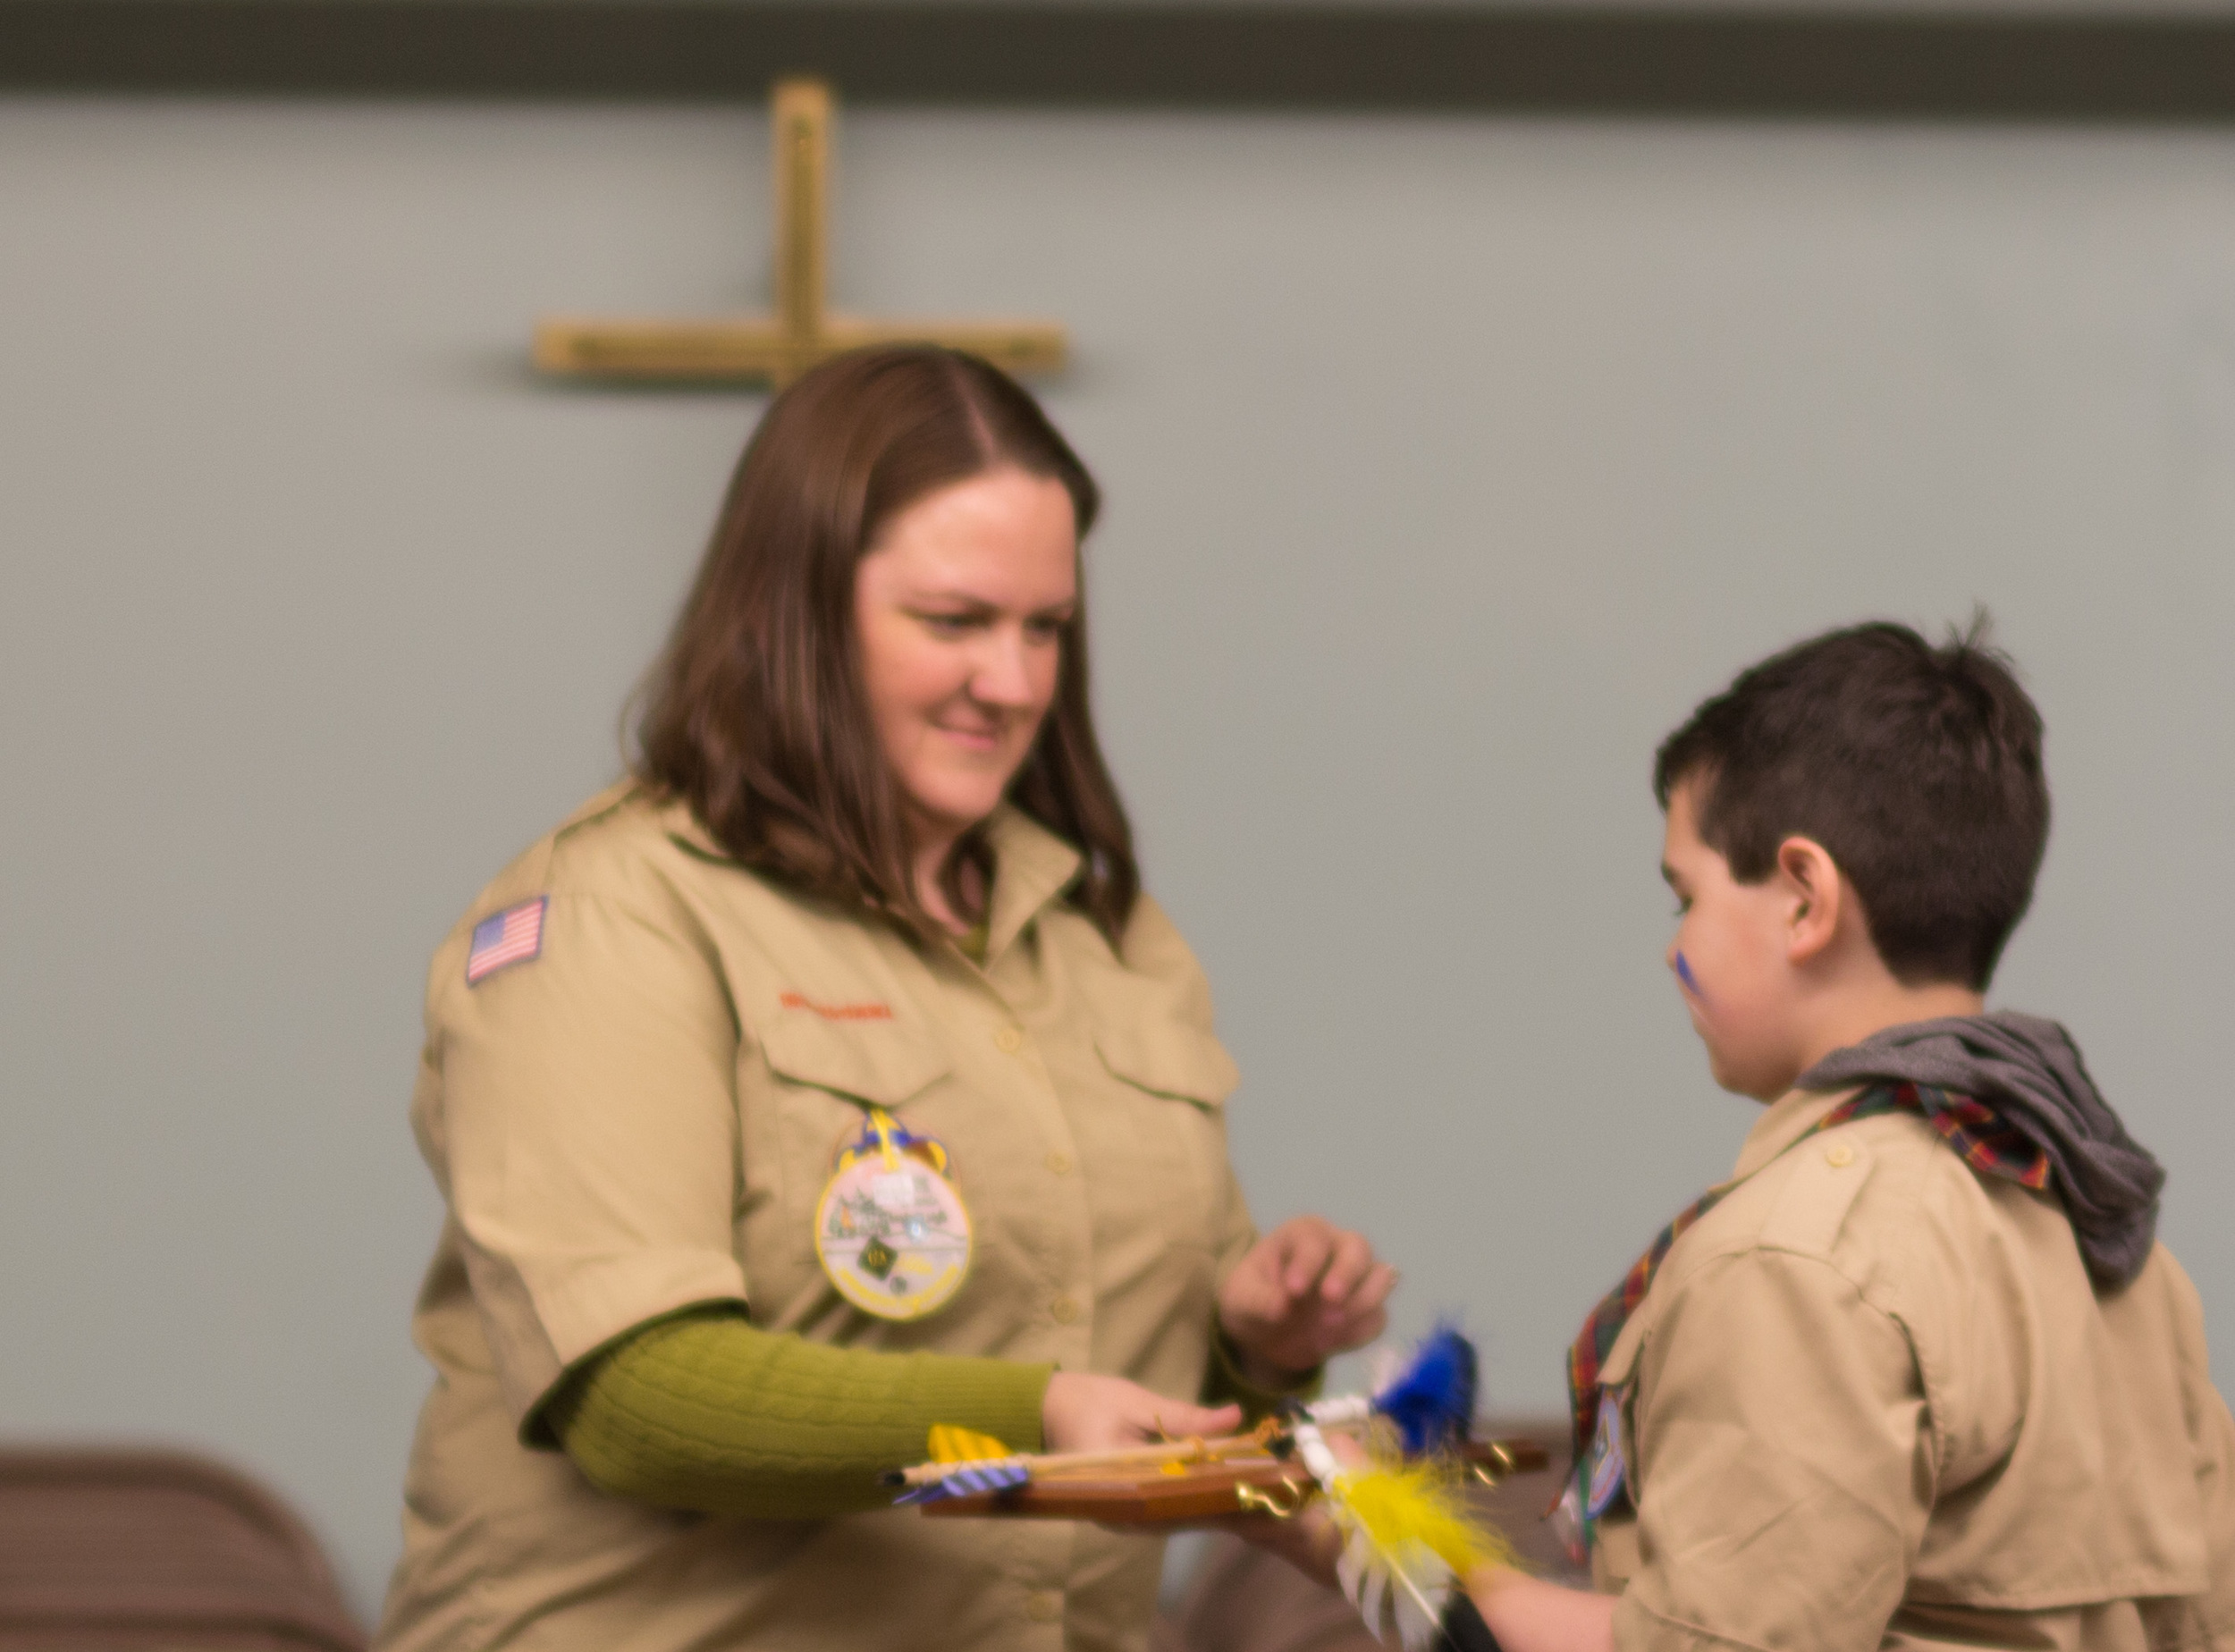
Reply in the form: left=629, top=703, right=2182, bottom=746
left=1589, top=1088, right=2235, bottom=1652
left=375, top=783, right=1257, bottom=1652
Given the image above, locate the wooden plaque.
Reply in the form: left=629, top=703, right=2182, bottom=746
left=919, top=1437, right=1550, bottom=1525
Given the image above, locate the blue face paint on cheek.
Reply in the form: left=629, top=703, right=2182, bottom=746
left=1674, top=950, right=1705, bottom=1001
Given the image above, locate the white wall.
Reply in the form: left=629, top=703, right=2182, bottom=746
left=5, top=96, right=2234, bottom=1619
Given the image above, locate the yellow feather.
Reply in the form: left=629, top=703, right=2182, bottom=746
left=927, top=1424, right=1012, bottom=1464
left=1337, top=1462, right=1518, bottom=1577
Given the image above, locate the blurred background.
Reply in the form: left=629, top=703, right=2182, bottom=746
left=5, top=4, right=2235, bottom=1621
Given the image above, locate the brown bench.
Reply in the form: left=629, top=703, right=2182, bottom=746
left=0, top=1447, right=364, bottom=1651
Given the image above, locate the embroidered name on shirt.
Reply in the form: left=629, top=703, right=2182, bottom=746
left=466, top=897, right=547, bottom=984
left=780, top=991, right=895, bottom=1022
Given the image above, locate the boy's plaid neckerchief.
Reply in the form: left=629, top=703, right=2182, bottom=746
left=1560, top=1082, right=2051, bottom=1553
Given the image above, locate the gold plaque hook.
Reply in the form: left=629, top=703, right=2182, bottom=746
left=1234, top=1479, right=1309, bottom=1519
left=1468, top=1441, right=1521, bottom=1488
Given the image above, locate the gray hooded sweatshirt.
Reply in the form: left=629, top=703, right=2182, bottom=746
left=1796, top=1010, right=2163, bottom=1289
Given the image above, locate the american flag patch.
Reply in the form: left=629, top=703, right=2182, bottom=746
left=466, top=897, right=547, bottom=985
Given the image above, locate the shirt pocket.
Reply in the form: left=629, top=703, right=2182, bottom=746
left=1597, top=1314, right=1645, bottom=1394
left=757, top=1010, right=951, bottom=1112
left=1092, top=1023, right=1240, bottom=1110
left=744, top=1010, right=955, bottom=1289
left=1091, top=1023, right=1240, bottom=1255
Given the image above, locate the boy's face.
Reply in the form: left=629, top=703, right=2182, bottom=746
left=1661, top=780, right=1809, bottom=1101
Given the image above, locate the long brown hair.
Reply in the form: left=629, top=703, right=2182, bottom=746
left=632, top=346, right=1139, bottom=943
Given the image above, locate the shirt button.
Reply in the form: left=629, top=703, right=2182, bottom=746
left=993, top=1025, right=1025, bottom=1054
left=1050, top=1295, right=1080, bottom=1325
left=1825, top=1142, right=1855, bottom=1167
left=1026, top=1590, right=1063, bottom=1622
left=1046, top=1150, right=1073, bottom=1176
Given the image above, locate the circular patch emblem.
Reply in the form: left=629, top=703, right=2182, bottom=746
left=814, top=1113, right=973, bottom=1322
left=1584, top=1389, right=1628, bottom=1519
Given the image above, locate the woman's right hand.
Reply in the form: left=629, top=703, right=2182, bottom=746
left=1040, top=1371, right=1242, bottom=1454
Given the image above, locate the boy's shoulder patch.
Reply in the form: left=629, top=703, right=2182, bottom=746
left=467, top=896, right=548, bottom=985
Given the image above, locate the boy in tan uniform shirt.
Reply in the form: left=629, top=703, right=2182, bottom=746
left=1282, top=621, right=2235, bottom=1652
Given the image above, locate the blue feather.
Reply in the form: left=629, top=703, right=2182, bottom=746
left=1371, top=1324, right=1479, bottom=1455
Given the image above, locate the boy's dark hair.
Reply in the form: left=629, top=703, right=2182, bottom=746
left=1653, top=618, right=2049, bottom=990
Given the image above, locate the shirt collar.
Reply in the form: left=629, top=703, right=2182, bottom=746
left=656, top=791, right=730, bottom=863
left=982, top=805, right=1084, bottom=965
left=1729, top=1084, right=1865, bottom=1183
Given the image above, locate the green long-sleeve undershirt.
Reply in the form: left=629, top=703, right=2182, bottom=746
left=541, top=1305, right=1315, bottom=1521
left=539, top=1306, right=1052, bottom=1520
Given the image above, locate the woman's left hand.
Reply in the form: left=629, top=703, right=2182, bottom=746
left=1216, top=1216, right=1396, bottom=1386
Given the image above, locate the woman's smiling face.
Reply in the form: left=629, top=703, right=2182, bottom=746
left=853, top=467, right=1080, bottom=844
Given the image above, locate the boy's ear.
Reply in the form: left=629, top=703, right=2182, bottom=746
left=1775, top=835, right=1843, bottom=965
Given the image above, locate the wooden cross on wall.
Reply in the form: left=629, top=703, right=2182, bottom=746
left=533, top=79, right=1067, bottom=387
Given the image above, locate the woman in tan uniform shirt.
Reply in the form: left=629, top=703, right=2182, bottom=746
left=375, top=347, right=1395, bottom=1652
